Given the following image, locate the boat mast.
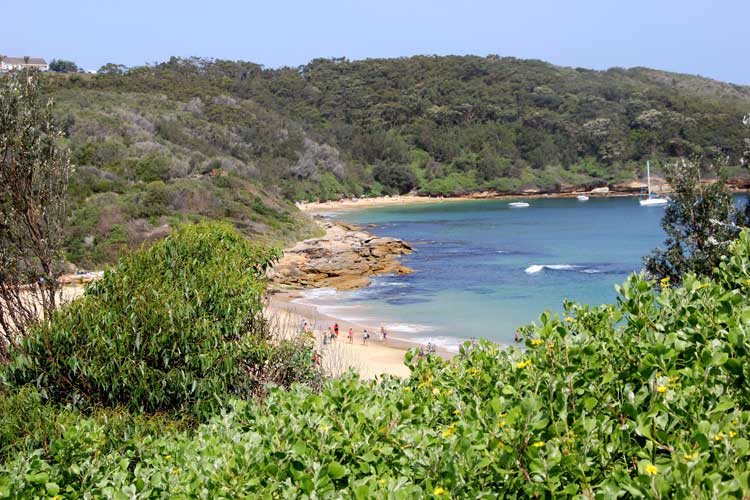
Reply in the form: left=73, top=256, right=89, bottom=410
left=646, top=160, right=652, bottom=197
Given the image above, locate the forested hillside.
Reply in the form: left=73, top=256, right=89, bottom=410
left=36, top=55, right=750, bottom=264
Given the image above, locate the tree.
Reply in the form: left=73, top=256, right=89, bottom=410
left=0, top=73, right=71, bottom=360
left=644, top=158, right=747, bottom=284
left=48, top=59, right=78, bottom=73
left=372, top=163, right=418, bottom=195
left=97, top=63, right=127, bottom=76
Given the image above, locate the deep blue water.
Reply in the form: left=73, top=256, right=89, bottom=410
left=301, top=197, right=667, bottom=349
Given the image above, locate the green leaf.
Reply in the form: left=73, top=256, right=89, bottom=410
left=328, top=461, right=346, bottom=479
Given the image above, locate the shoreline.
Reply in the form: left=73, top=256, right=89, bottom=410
left=266, top=291, right=456, bottom=380
left=297, top=183, right=750, bottom=214
left=297, top=190, right=641, bottom=214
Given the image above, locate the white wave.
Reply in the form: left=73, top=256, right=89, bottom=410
left=580, top=269, right=602, bottom=274
left=524, top=264, right=578, bottom=274
left=378, top=281, right=409, bottom=287
left=299, top=287, right=339, bottom=299
left=409, top=335, right=468, bottom=353
left=383, top=322, right=434, bottom=334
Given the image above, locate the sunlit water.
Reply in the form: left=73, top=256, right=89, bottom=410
left=297, top=197, right=669, bottom=350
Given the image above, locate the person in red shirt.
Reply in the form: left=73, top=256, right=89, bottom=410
left=334, top=323, right=339, bottom=338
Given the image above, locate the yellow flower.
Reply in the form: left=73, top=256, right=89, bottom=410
left=731, top=418, right=739, bottom=425
left=447, top=389, right=454, bottom=396
left=497, top=420, right=506, bottom=428
left=729, top=431, right=737, bottom=438
left=432, top=387, right=440, bottom=396
left=164, top=455, right=172, bottom=460
left=533, top=441, right=545, bottom=448
left=434, top=486, right=446, bottom=496
left=531, top=338, right=544, bottom=346
left=714, top=432, right=725, bottom=441
left=379, top=479, right=386, bottom=486
left=656, top=385, right=667, bottom=393
left=516, top=359, right=532, bottom=369
left=564, top=317, right=574, bottom=322
left=645, top=463, right=658, bottom=476
left=660, top=277, right=670, bottom=289
left=683, top=452, right=698, bottom=461
left=453, top=409, right=461, bottom=415
left=403, top=386, right=412, bottom=392
left=442, top=428, right=455, bottom=438
left=467, top=368, right=481, bottom=376
left=320, top=425, right=330, bottom=432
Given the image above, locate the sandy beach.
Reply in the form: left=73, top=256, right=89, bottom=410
left=266, top=291, right=455, bottom=380
left=296, top=190, right=647, bottom=214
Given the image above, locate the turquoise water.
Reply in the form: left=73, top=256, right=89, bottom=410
left=301, top=197, right=667, bottom=350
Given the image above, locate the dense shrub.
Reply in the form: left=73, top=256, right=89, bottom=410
left=2, top=222, right=320, bottom=418
left=4, top=232, right=750, bottom=497
left=372, top=163, right=418, bottom=195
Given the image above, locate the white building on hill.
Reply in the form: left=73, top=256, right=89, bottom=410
left=0, top=55, right=49, bottom=72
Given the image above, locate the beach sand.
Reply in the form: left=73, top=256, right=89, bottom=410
left=267, top=292, right=455, bottom=380
left=296, top=190, right=644, bottom=214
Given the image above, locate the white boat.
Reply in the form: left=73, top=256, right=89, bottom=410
left=508, top=202, right=530, bottom=208
left=576, top=195, right=589, bottom=201
left=639, top=161, right=669, bottom=206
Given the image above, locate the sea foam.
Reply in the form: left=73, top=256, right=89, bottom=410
left=524, top=264, right=578, bottom=274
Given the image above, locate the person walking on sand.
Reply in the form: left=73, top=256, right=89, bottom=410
left=362, top=329, right=369, bottom=345
left=348, top=328, right=353, bottom=344
left=380, top=325, right=387, bottom=342
left=334, top=322, right=339, bottom=338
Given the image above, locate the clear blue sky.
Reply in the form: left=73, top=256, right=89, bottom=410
left=4, top=0, right=749, bottom=84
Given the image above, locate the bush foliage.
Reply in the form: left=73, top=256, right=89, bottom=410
left=4, top=230, right=750, bottom=497
left=2, top=222, right=321, bottom=418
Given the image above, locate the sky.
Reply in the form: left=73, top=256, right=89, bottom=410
left=3, top=0, right=749, bottom=84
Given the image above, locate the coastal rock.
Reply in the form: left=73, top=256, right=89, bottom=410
left=270, top=220, right=413, bottom=291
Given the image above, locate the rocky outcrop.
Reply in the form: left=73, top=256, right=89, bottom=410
left=270, top=220, right=413, bottom=291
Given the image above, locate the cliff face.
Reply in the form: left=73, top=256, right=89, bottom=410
left=270, top=220, right=413, bottom=291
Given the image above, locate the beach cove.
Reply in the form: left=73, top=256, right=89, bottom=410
left=273, top=195, right=671, bottom=378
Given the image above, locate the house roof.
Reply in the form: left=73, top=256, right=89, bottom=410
left=0, top=56, right=47, bottom=65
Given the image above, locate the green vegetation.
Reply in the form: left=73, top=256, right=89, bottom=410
left=28, top=55, right=750, bottom=265
left=0, top=72, right=71, bottom=355
left=645, top=159, right=750, bottom=284
left=4, top=223, right=750, bottom=496
left=48, top=59, right=79, bottom=74
left=2, top=223, right=321, bottom=420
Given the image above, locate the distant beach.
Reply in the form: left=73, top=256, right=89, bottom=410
left=266, top=291, right=454, bottom=379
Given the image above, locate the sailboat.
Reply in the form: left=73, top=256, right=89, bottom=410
left=639, top=161, right=668, bottom=206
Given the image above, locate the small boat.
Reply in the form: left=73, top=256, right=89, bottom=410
left=508, top=202, right=530, bottom=208
left=576, top=195, right=589, bottom=202
left=639, top=161, right=668, bottom=206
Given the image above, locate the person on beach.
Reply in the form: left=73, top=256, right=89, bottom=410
left=380, top=325, right=388, bottom=342
left=362, top=329, right=369, bottom=345
left=348, top=328, right=353, bottom=344
left=334, top=323, right=339, bottom=338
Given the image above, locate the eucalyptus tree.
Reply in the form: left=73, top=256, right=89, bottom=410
left=0, top=73, right=71, bottom=360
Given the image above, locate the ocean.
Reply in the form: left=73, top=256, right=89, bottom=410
left=296, top=197, right=667, bottom=351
